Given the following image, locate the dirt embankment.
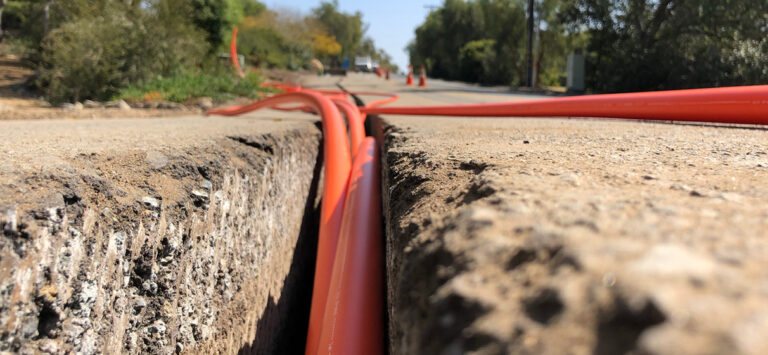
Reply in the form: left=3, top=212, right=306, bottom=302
left=0, top=116, right=322, bottom=354
left=378, top=116, right=768, bottom=354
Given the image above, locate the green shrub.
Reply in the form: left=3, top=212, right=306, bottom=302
left=36, top=5, right=207, bottom=103
left=0, top=38, right=35, bottom=58
left=189, top=0, right=245, bottom=52
left=459, top=39, right=496, bottom=84
left=238, top=26, right=312, bottom=70
left=117, top=70, right=275, bottom=103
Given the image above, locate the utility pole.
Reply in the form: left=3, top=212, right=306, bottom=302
left=526, top=0, right=534, bottom=88
left=43, top=1, right=53, bottom=36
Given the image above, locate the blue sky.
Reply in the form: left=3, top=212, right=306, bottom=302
left=263, top=0, right=437, bottom=70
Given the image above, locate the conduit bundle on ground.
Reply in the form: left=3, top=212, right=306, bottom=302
left=209, top=55, right=768, bottom=354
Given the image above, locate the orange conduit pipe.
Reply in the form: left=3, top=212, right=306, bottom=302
left=208, top=88, right=387, bottom=355
left=208, top=91, right=353, bottom=355
left=355, top=92, right=400, bottom=109
left=333, top=98, right=366, bottom=151
left=359, top=92, right=400, bottom=122
left=230, top=27, right=245, bottom=78
left=317, top=137, right=383, bottom=355
left=260, top=82, right=304, bottom=92
left=222, top=84, right=399, bottom=124
left=211, top=84, right=366, bottom=148
left=361, top=85, right=768, bottom=125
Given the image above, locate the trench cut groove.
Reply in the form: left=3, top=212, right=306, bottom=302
left=0, top=123, right=325, bottom=354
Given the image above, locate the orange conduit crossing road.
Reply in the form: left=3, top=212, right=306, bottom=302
left=362, top=85, right=768, bottom=125
left=209, top=66, right=768, bottom=355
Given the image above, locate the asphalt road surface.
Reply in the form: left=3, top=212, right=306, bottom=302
left=307, top=73, right=768, bottom=355
left=2, top=72, right=767, bottom=354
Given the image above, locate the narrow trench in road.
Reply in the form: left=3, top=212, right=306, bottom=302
left=234, top=78, right=768, bottom=354
left=238, top=86, right=392, bottom=354
left=338, top=82, right=392, bottom=354
left=215, top=80, right=391, bottom=354
left=238, top=125, right=324, bottom=355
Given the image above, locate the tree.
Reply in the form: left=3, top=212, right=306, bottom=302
left=312, top=33, right=342, bottom=58
left=242, top=0, right=265, bottom=16
left=562, top=0, right=768, bottom=92
left=36, top=0, right=207, bottom=102
left=459, top=39, right=496, bottom=83
left=409, top=0, right=531, bottom=86
left=410, top=0, right=767, bottom=91
left=189, top=0, right=244, bottom=52
left=6, top=0, right=394, bottom=101
left=533, top=0, right=587, bottom=87
left=0, top=0, right=7, bottom=39
left=311, top=0, right=364, bottom=64
left=236, top=7, right=313, bottom=69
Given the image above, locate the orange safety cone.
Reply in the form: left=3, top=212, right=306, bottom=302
left=406, top=65, right=414, bottom=86
left=418, top=65, right=427, bottom=88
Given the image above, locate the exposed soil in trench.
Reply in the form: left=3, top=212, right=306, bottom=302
left=0, top=115, right=324, bottom=354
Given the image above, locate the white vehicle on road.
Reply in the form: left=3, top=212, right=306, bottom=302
left=355, top=56, right=375, bottom=72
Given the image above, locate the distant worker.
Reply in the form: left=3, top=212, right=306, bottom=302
left=312, top=58, right=324, bottom=76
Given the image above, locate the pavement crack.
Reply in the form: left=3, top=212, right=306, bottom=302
left=228, top=136, right=275, bottom=155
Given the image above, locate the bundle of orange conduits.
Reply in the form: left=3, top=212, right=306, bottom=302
left=208, top=83, right=398, bottom=355
left=210, top=30, right=768, bottom=355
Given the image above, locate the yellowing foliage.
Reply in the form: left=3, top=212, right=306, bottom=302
left=143, top=91, right=165, bottom=102
left=241, top=15, right=261, bottom=29
left=312, top=33, right=341, bottom=58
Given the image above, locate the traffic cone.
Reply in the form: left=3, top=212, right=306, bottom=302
left=406, top=65, right=414, bottom=86
left=418, top=65, right=427, bottom=88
